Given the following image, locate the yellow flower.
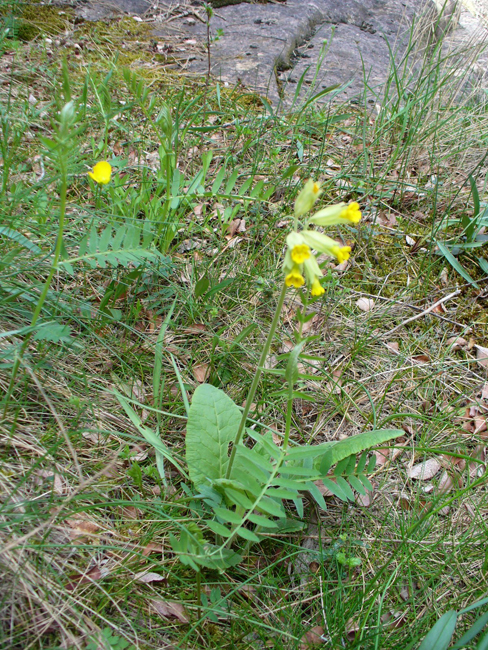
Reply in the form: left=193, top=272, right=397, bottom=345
left=286, top=231, right=311, bottom=264
left=311, top=278, right=325, bottom=297
left=291, top=244, right=311, bottom=264
left=301, top=230, right=352, bottom=264
left=332, top=245, right=352, bottom=264
left=285, top=268, right=305, bottom=288
left=340, top=202, right=361, bottom=223
left=88, top=161, right=112, bottom=185
left=294, top=179, right=322, bottom=218
left=308, top=201, right=362, bottom=227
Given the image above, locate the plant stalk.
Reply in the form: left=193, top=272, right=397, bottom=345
left=226, top=281, right=288, bottom=478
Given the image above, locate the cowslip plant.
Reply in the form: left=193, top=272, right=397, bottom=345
left=169, top=180, right=402, bottom=573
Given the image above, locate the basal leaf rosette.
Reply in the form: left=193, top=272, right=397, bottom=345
left=284, top=180, right=361, bottom=296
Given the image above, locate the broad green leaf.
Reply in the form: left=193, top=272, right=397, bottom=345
left=418, top=611, right=457, bottom=650
left=247, top=513, right=278, bottom=528
left=285, top=341, right=307, bottom=388
left=336, top=476, right=355, bottom=501
left=305, top=481, right=327, bottom=511
left=236, top=444, right=274, bottom=473
left=313, top=429, right=401, bottom=470
left=280, top=464, right=317, bottom=477
left=272, top=477, right=304, bottom=491
left=194, top=275, right=210, bottom=299
left=205, top=520, right=232, bottom=537
left=186, top=384, right=241, bottom=487
left=237, top=527, right=261, bottom=543
left=266, top=487, right=298, bottom=500
left=358, top=474, right=373, bottom=491
left=322, top=478, right=348, bottom=501
left=258, top=496, right=285, bottom=518
left=213, top=507, right=243, bottom=525
left=476, top=630, right=488, bottom=650
left=347, top=475, right=367, bottom=495
left=225, top=488, right=254, bottom=510
left=230, top=469, right=264, bottom=498
left=0, top=226, right=41, bottom=253
left=293, top=498, right=304, bottom=518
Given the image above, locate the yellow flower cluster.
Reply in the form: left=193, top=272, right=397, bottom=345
left=284, top=180, right=361, bottom=297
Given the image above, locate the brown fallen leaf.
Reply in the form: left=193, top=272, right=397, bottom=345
left=412, top=354, right=430, bottom=364
left=142, top=542, right=163, bottom=557
left=374, top=448, right=390, bottom=466
left=447, top=336, right=467, bottom=351
left=299, top=626, right=325, bottom=649
left=476, top=345, right=488, bottom=369
left=134, top=571, right=166, bottom=584
left=407, top=458, right=441, bottom=480
left=386, top=341, right=400, bottom=354
left=35, top=470, right=64, bottom=495
left=152, top=600, right=189, bottom=623
left=356, top=297, right=375, bottom=312
left=183, top=324, right=206, bottom=334
left=481, top=383, right=488, bottom=400
left=66, top=564, right=107, bottom=591
left=67, top=519, right=100, bottom=540
left=193, top=363, right=210, bottom=383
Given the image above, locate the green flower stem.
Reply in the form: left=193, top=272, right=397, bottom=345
left=226, top=281, right=288, bottom=479
left=4, top=174, right=68, bottom=416
left=282, top=391, right=294, bottom=451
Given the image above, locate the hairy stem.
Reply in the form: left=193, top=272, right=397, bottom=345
left=226, top=281, right=287, bottom=478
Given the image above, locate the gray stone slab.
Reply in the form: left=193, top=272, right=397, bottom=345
left=150, top=0, right=435, bottom=104
left=73, top=0, right=487, bottom=107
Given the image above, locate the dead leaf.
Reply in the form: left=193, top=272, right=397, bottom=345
left=375, top=448, right=390, bottom=466
left=438, top=471, right=459, bottom=494
left=193, top=363, right=210, bottom=383
left=152, top=600, right=189, bottom=623
left=226, top=218, right=246, bottom=238
left=35, top=470, right=64, bottom=494
left=474, top=417, right=487, bottom=435
left=447, top=336, right=467, bottom=351
left=356, top=490, right=373, bottom=507
left=386, top=341, right=400, bottom=354
left=183, top=324, right=206, bottom=334
left=356, top=297, right=375, bottom=312
left=299, top=626, right=325, bottom=649
left=475, top=345, right=488, bottom=369
left=325, top=367, right=343, bottom=394
left=66, top=563, right=111, bottom=590
left=67, top=519, right=100, bottom=540
left=432, top=302, right=446, bottom=314
left=142, top=542, right=163, bottom=557
left=134, top=571, right=166, bottom=584
left=405, top=235, right=416, bottom=246
left=118, top=506, right=140, bottom=519
left=412, top=354, right=430, bottom=364
left=407, top=458, right=441, bottom=480
left=334, top=260, right=350, bottom=272
left=481, top=383, right=488, bottom=400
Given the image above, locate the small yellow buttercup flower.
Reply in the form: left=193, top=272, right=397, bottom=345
left=285, top=268, right=305, bottom=288
left=294, top=179, right=322, bottom=218
left=88, top=161, right=112, bottom=185
left=311, top=278, right=325, bottom=297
